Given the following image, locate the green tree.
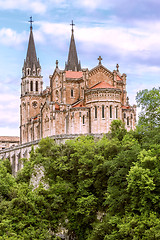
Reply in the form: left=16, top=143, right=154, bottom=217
left=136, top=87, right=160, bottom=130
left=109, top=119, right=127, bottom=140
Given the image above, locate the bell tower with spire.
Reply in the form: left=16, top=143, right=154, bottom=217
left=65, top=20, right=81, bottom=71
left=20, top=17, right=43, bottom=144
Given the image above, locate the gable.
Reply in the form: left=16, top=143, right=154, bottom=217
left=88, top=65, right=114, bottom=88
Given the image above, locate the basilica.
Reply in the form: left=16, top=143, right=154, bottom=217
left=20, top=21, right=136, bottom=144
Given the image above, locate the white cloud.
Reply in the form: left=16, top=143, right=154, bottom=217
left=74, top=0, right=113, bottom=10
left=0, top=93, right=19, bottom=128
left=0, top=28, right=26, bottom=47
left=37, top=20, right=160, bottom=60
left=38, top=22, right=70, bottom=37
left=0, top=0, right=47, bottom=14
left=0, top=0, right=68, bottom=14
left=0, top=127, right=19, bottom=136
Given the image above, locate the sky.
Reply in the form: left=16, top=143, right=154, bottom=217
left=0, top=0, right=160, bottom=136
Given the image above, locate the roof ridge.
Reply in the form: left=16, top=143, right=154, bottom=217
left=90, top=81, right=102, bottom=89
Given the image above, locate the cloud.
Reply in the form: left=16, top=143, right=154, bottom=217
left=0, top=28, right=27, bottom=47
left=37, top=20, right=160, bottom=67
left=0, top=0, right=68, bottom=14
left=0, top=93, right=19, bottom=130
left=0, top=0, right=47, bottom=14
left=0, top=127, right=19, bottom=136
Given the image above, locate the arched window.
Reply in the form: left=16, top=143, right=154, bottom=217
left=83, top=115, right=85, bottom=125
left=71, top=89, right=74, bottom=97
left=124, top=113, right=126, bottom=118
left=102, top=105, right=105, bottom=118
left=36, top=81, right=38, bottom=91
left=95, top=106, right=97, bottom=119
left=127, top=116, right=129, bottom=126
left=28, top=69, right=30, bottom=76
left=110, top=106, right=112, bottom=118
left=30, top=81, right=33, bottom=91
left=116, top=106, right=118, bottom=118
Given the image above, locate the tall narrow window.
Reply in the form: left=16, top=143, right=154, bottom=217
left=102, top=105, right=105, bottom=118
left=110, top=106, right=112, bottom=118
left=95, top=106, right=97, bottom=119
left=124, top=113, right=126, bottom=118
left=116, top=106, right=118, bottom=118
left=127, top=116, right=129, bottom=126
left=71, top=89, right=74, bottom=97
left=30, top=81, right=33, bottom=91
left=83, top=115, right=85, bottom=125
left=36, top=81, right=38, bottom=91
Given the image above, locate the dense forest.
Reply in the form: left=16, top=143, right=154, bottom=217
left=1, top=88, right=160, bottom=239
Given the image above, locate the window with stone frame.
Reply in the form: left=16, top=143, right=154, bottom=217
left=116, top=106, right=118, bottom=118
left=102, top=105, right=105, bottom=118
left=30, top=81, right=33, bottom=91
left=110, top=105, right=112, bottom=118
left=36, top=81, right=38, bottom=91
left=127, top=116, right=129, bottom=126
left=95, top=106, right=97, bottom=119
left=27, top=69, right=30, bottom=76
left=71, top=89, right=74, bottom=97
left=83, top=115, right=85, bottom=125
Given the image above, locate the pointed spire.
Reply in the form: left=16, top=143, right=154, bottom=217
left=65, top=20, right=81, bottom=71
left=22, top=17, right=41, bottom=77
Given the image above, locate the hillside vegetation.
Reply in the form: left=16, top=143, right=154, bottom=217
left=1, top=88, right=160, bottom=239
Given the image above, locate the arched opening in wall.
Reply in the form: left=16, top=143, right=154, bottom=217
left=116, top=106, right=118, bottom=118
left=102, top=105, right=105, bottom=118
left=110, top=106, right=112, bottom=118
left=17, top=153, right=21, bottom=171
left=127, top=116, right=129, bottom=126
left=27, top=69, right=30, bottom=76
left=71, top=89, right=74, bottom=97
left=66, top=115, right=69, bottom=134
left=36, top=81, right=38, bottom=92
left=83, top=115, right=85, bottom=125
left=30, top=127, right=33, bottom=141
left=12, top=155, right=15, bottom=176
left=23, top=130, right=25, bottom=141
left=56, top=90, right=59, bottom=101
left=124, top=113, right=126, bottom=119
left=30, top=81, right=33, bottom=91
left=95, top=106, right=97, bottom=119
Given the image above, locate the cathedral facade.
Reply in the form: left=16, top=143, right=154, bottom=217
left=20, top=23, right=136, bottom=144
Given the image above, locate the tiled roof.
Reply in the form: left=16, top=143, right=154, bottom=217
left=66, top=71, right=83, bottom=79
left=117, top=75, right=122, bottom=81
left=55, top=103, right=60, bottom=110
left=122, top=106, right=131, bottom=109
left=0, top=136, right=20, bottom=142
left=91, top=81, right=116, bottom=89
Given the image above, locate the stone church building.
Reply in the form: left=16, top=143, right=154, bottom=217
left=20, top=22, right=136, bottom=145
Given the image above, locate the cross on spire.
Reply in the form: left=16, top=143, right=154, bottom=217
left=56, top=60, right=59, bottom=68
left=98, top=56, right=102, bottom=65
left=70, top=20, right=75, bottom=33
left=116, top=63, right=119, bottom=72
left=28, top=16, right=34, bottom=30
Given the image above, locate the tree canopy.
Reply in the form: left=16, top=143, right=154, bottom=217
left=1, top=87, right=160, bottom=239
